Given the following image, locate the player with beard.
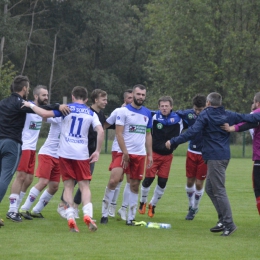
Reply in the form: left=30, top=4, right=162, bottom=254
left=100, top=84, right=153, bottom=225
left=0, top=75, right=69, bottom=226
left=7, top=85, right=64, bottom=222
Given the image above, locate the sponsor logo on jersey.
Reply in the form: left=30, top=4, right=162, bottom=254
left=65, top=137, right=85, bottom=144
left=117, top=116, right=120, bottom=120
left=129, top=125, right=146, bottom=134
left=157, top=123, right=163, bottom=129
left=29, top=121, right=42, bottom=130
left=70, top=105, right=92, bottom=114
left=75, top=107, right=91, bottom=114
left=170, top=118, right=175, bottom=123
left=188, top=113, right=196, bottom=120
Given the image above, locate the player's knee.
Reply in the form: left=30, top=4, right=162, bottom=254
left=142, top=177, right=154, bottom=188
left=16, top=172, right=27, bottom=182
left=50, top=183, right=59, bottom=194
left=40, top=179, right=49, bottom=187
left=158, top=177, right=168, bottom=189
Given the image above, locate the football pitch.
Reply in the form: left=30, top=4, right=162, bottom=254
left=0, top=154, right=259, bottom=260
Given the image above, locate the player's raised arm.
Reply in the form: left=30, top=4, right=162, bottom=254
left=22, top=101, right=56, bottom=118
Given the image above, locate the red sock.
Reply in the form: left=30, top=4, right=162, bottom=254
left=256, top=197, right=260, bottom=215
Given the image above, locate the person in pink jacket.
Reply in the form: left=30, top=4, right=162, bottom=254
left=221, top=92, right=260, bottom=216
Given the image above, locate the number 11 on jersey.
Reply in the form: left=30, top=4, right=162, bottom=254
left=69, top=116, right=83, bottom=138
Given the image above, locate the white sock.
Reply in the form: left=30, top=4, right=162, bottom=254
left=17, top=191, right=26, bottom=209
left=140, top=185, right=150, bottom=203
left=102, top=187, right=115, bottom=217
left=193, top=188, right=204, bottom=209
left=128, top=191, right=138, bottom=221
left=21, top=187, right=40, bottom=211
left=32, top=190, right=53, bottom=213
left=186, top=185, right=195, bottom=208
left=122, top=182, right=130, bottom=208
left=8, top=194, right=19, bottom=213
left=112, top=181, right=122, bottom=204
left=150, top=185, right=165, bottom=206
left=83, top=202, right=93, bottom=218
left=66, top=207, right=75, bottom=220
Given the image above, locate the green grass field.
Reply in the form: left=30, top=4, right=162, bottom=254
left=0, top=154, right=259, bottom=259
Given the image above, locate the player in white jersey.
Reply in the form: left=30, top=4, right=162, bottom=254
left=57, top=89, right=108, bottom=220
left=20, top=117, right=62, bottom=218
left=7, top=85, right=49, bottom=222
left=106, top=89, right=133, bottom=220
left=100, top=84, right=153, bottom=225
left=57, top=86, right=104, bottom=232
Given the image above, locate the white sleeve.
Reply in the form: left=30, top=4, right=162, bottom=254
left=115, top=108, right=126, bottom=126
left=46, top=117, right=62, bottom=124
left=106, top=108, right=119, bottom=125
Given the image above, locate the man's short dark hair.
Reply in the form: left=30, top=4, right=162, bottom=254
left=72, top=86, right=88, bottom=100
left=133, top=84, right=146, bottom=91
left=90, top=89, right=107, bottom=104
left=193, top=94, right=206, bottom=108
left=123, top=89, right=133, bottom=99
left=33, top=85, right=47, bottom=96
left=158, top=96, right=173, bottom=107
left=12, top=75, right=29, bottom=92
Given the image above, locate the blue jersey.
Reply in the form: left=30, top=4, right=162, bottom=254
left=151, top=110, right=185, bottom=155
left=176, top=109, right=203, bottom=153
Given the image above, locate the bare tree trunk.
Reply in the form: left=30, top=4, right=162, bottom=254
left=0, top=4, right=8, bottom=70
left=21, top=0, right=38, bottom=75
left=48, top=32, right=58, bottom=104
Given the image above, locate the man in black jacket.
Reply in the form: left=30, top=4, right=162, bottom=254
left=0, top=75, right=69, bottom=224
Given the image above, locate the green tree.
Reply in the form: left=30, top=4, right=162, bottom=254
left=145, top=0, right=260, bottom=112
left=0, top=61, right=16, bottom=99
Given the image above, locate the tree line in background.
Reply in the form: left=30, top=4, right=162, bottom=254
left=1, top=0, right=260, bottom=113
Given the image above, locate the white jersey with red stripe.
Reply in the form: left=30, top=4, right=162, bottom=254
left=38, top=117, right=62, bottom=158
left=115, top=104, right=152, bottom=155
left=106, top=108, right=120, bottom=152
left=21, top=106, right=42, bottom=150
left=57, top=103, right=101, bottom=160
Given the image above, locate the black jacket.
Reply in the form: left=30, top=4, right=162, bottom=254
left=0, top=93, right=59, bottom=144
left=88, top=107, right=106, bottom=155
left=152, top=110, right=186, bottom=155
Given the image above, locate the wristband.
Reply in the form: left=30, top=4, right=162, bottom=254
left=30, top=103, right=35, bottom=109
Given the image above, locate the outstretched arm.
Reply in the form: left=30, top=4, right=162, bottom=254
left=166, top=116, right=204, bottom=149
left=22, top=101, right=55, bottom=118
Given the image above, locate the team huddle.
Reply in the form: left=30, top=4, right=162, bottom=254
left=1, top=75, right=260, bottom=237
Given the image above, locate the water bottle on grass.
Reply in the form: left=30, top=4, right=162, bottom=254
left=146, top=222, right=171, bottom=229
